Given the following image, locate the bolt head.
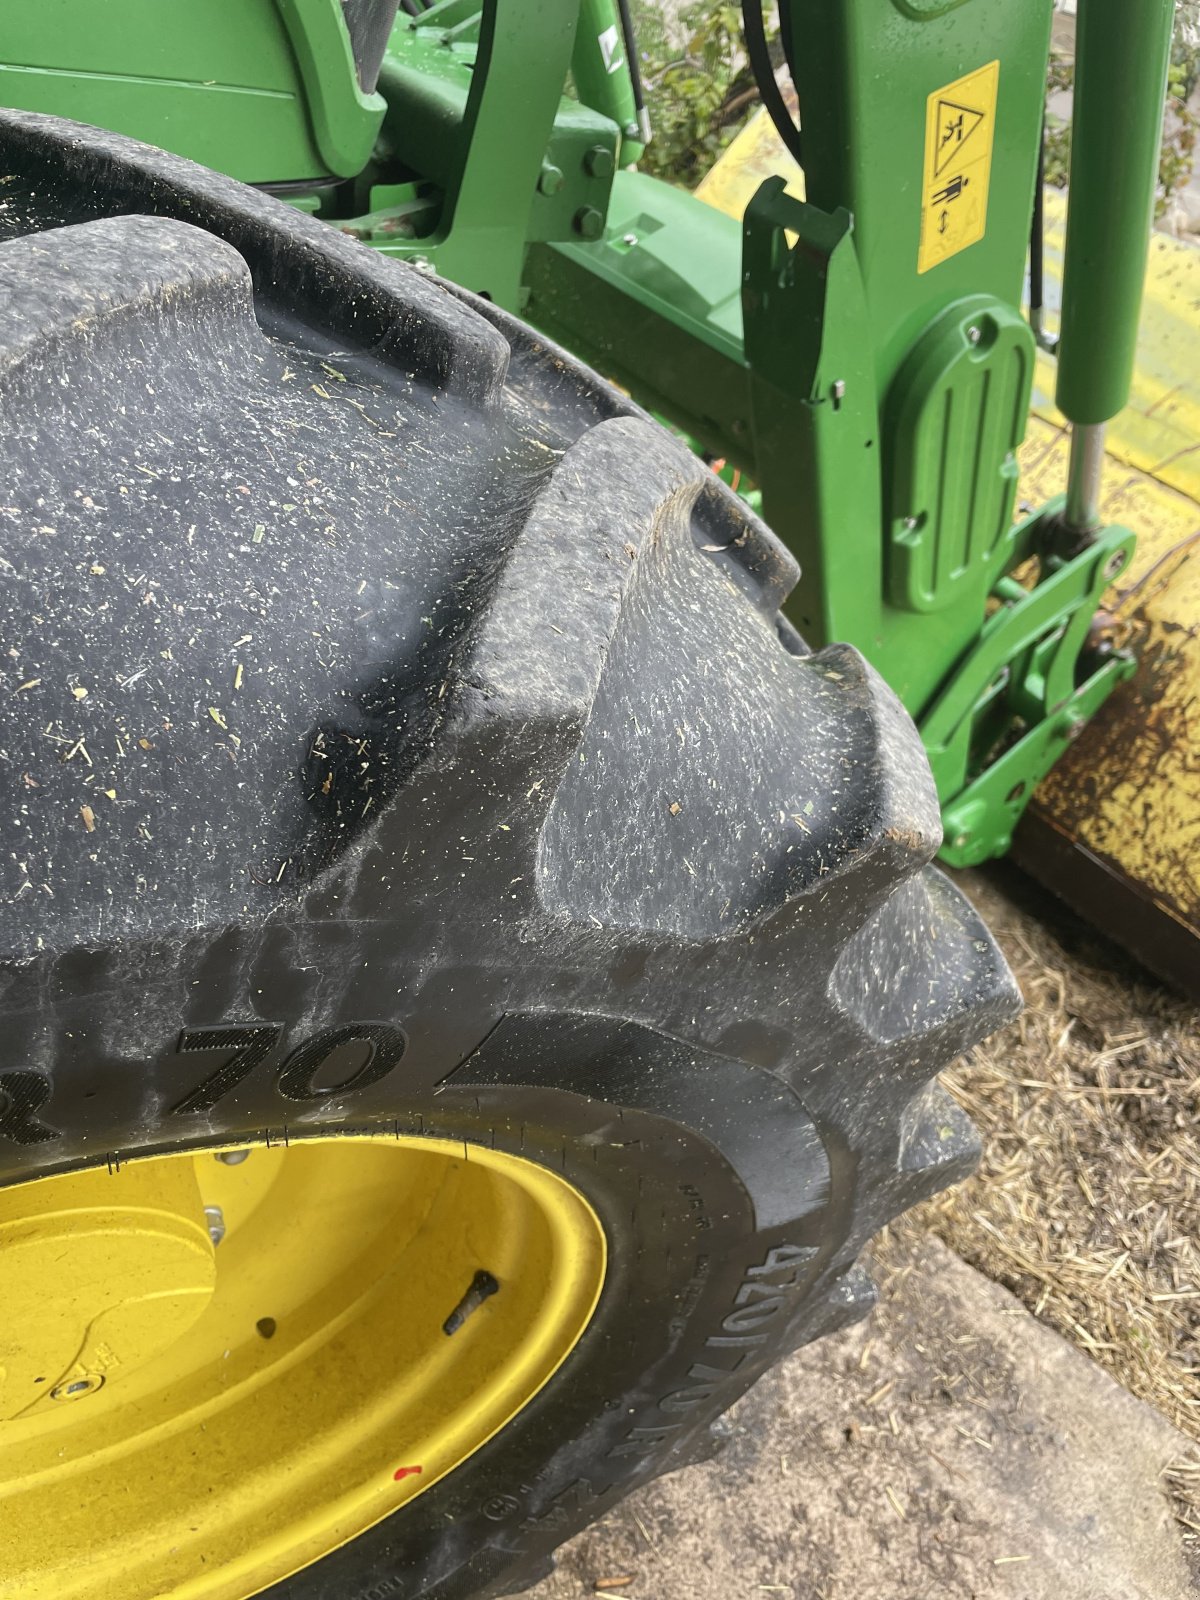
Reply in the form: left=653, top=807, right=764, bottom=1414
left=584, top=145, right=615, bottom=179
left=966, top=324, right=982, bottom=344
left=573, top=207, right=605, bottom=241
left=204, top=1204, right=226, bottom=1247
left=537, top=163, right=564, bottom=196
left=215, top=1149, right=250, bottom=1166
left=622, top=232, right=639, bottom=247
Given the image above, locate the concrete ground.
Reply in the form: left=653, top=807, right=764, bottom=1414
left=530, top=1236, right=1197, bottom=1600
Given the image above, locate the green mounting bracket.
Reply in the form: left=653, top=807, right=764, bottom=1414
left=530, top=169, right=1139, bottom=872
left=366, top=0, right=616, bottom=306
left=931, top=510, right=1138, bottom=865
left=884, top=295, right=1033, bottom=617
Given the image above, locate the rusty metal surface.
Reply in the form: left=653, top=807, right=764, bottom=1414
left=1015, top=415, right=1200, bottom=989
left=1017, top=193, right=1200, bottom=990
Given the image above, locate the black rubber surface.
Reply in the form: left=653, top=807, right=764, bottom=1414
left=0, top=112, right=1019, bottom=1600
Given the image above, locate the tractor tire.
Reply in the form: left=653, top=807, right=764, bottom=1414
left=0, top=113, right=1019, bottom=1600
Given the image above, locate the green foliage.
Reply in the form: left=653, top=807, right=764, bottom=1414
left=1173, top=2, right=1200, bottom=99
left=1159, top=60, right=1200, bottom=214
left=633, top=2, right=1200, bottom=218
left=1043, top=52, right=1075, bottom=189
left=1044, top=9, right=1200, bottom=220
left=635, top=3, right=774, bottom=188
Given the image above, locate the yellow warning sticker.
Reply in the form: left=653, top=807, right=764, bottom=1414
left=918, top=60, right=999, bottom=274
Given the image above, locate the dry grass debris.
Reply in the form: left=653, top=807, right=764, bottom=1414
left=893, top=865, right=1200, bottom=1541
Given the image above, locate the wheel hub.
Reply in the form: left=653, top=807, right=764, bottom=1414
left=0, top=1159, right=217, bottom=1421
left=0, top=1137, right=605, bottom=1600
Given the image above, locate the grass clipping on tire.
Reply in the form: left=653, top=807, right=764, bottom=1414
left=891, top=867, right=1200, bottom=1542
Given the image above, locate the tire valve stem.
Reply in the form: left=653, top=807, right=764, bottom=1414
left=443, top=1270, right=500, bottom=1336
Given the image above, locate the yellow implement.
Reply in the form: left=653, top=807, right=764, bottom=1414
left=1016, top=193, right=1200, bottom=992
left=700, top=112, right=1200, bottom=991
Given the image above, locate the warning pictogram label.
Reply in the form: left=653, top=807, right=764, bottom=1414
left=918, top=60, right=999, bottom=274
left=934, top=100, right=987, bottom=176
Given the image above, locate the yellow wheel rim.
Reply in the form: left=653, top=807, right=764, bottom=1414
left=0, top=1136, right=606, bottom=1599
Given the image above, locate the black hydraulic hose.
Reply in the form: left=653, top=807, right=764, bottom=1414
left=740, top=0, right=804, bottom=169
left=779, top=0, right=797, bottom=96
left=615, top=0, right=648, bottom=130
left=1030, top=118, right=1046, bottom=327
